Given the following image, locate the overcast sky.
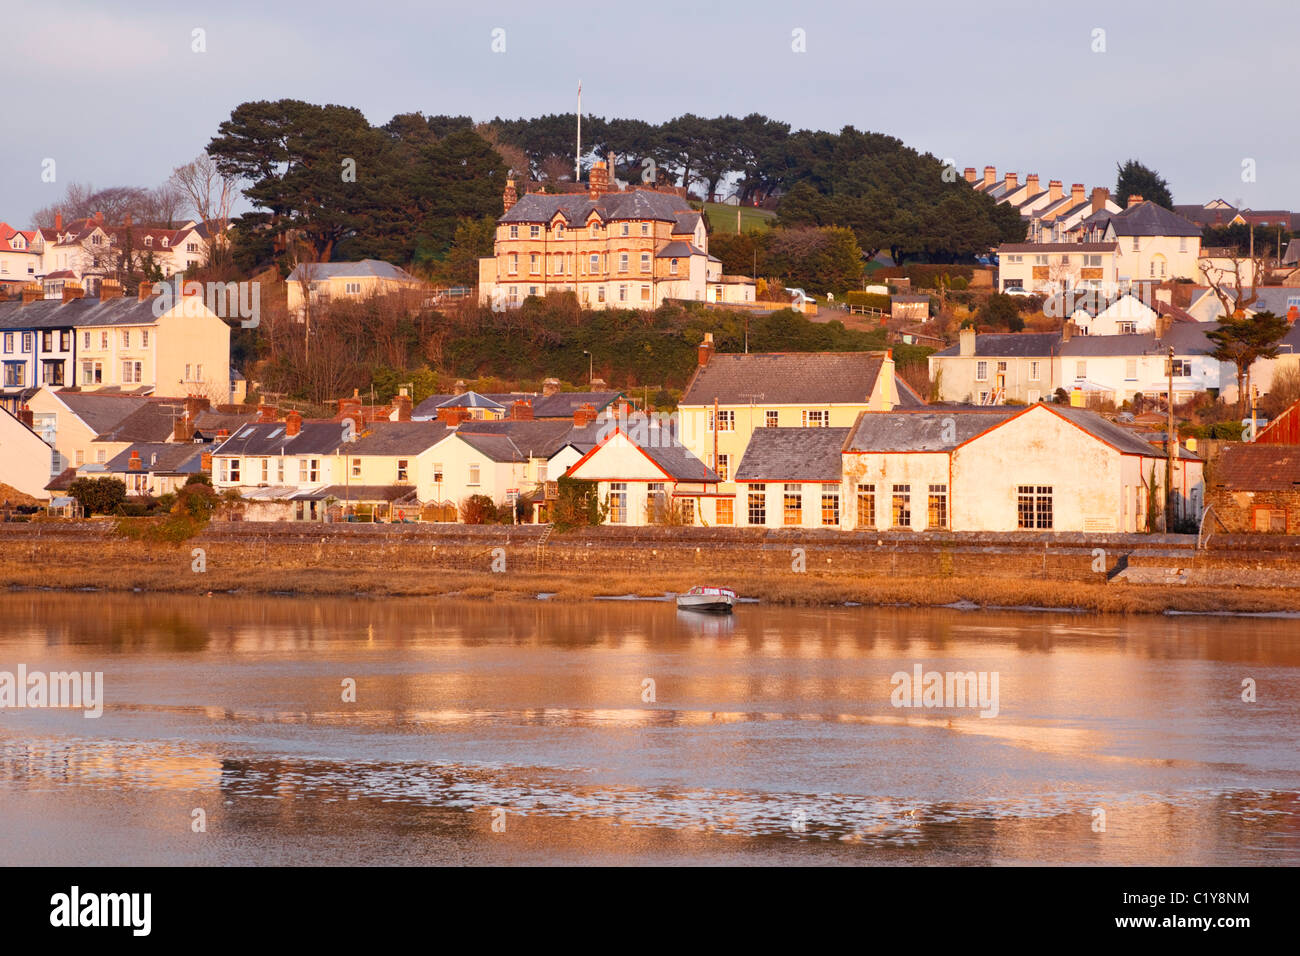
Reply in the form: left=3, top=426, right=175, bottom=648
left=5, top=0, right=1296, bottom=225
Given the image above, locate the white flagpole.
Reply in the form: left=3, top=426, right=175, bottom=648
left=576, top=80, right=582, bottom=182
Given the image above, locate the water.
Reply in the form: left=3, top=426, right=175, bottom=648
left=0, top=592, right=1296, bottom=865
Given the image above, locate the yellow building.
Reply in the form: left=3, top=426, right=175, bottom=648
left=286, top=259, right=424, bottom=315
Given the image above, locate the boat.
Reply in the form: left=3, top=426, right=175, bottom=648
left=676, top=586, right=737, bottom=613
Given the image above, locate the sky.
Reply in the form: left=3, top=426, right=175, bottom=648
left=5, top=0, right=1297, bottom=226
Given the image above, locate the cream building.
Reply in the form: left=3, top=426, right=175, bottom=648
left=286, top=259, right=424, bottom=315
left=1073, top=199, right=1204, bottom=283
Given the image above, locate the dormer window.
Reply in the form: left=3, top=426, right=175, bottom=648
left=556, top=223, right=565, bottom=238
left=590, top=223, right=600, bottom=237
left=161, top=237, right=168, bottom=247
left=144, top=236, right=153, bottom=247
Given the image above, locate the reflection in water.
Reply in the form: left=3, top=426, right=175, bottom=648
left=0, top=592, right=1297, bottom=865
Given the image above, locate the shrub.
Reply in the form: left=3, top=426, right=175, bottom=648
left=844, top=291, right=892, bottom=310
left=460, top=494, right=498, bottom=524
left=68, top=477, right=126, bottom=515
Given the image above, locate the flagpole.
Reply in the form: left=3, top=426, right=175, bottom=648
left=575, top=80, right=582, bottom=182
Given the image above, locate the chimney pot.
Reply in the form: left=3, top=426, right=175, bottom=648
left=285, top=410, right=303, bottom=437
left=542, top=377, right=561, bottom=397
left=54, top=212, right=63, bottom=232
left=1128, top=194, right=1144, bottom=208
left=17, top=405, right=34, bottom=429
left=511, top=399, right=534, bottom=421
left=982, top=166, right=996, bottom=187
left=128, top=451, right=142, bottom=471
left=698, top=331, right=715, bottom=367
left=963, top=167, right=977, bottom=183
left=573, top=403, right=597, bottom=428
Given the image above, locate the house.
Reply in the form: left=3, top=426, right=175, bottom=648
left=731, top=427, right=850, bottom=528
left=676, top=337, right=902, bottom=523
left=1256, top=399, right=1300, bottom=445
left=285, top=259, right=424, bottom=314
left=564, top=421, right=720, bottom=526
left=1058, top=321, right=1225, bottom=406
left=0, top=223, right=43, bottom=291
left=927, top=329, right=1061, bottom=404
left=334, top=421, right=454, bottom=512
left=478, top=163, right=755, bottom=310
left=23, top=388, right=152, bottom=471
left=1206, top=444, right=1300, bottom=532
left=30, top=212, right=209, bottom=293
left=842, top=404, right=1203, bottom=533
left=0, top=285, right=80, bottom=409
left=436, top=418, right=579, bottom=520
left=996, top=243, right=1119, bottom=294
left=411, top=380, right=622, bottom=422
left=0, top=405, right=54, bottom=500
left=1072, top=198, right=1203, bottom=282
left=209, top=413, right=347, bottom=521
left=103, top=442, right=214, bottom=496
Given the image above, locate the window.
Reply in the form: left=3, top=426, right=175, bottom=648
left=41, top=360, right=64, bottom=385
left=1132, top=237, right=1140, bottom=251
left=1017, top=485, right=1053, bottom=529
left=1118, top=321, right=1136, bottom=335
left=537, top=463, right=547, bottom=483
left=1253, top=507, right=1288, bottom=533
left=927, top=484, right=948, bottom=529
left=352, top=458, right=361, bottom=478
left=747, top=485, right=767, bottom=525
left=1125, top=359, right=1138, bottom=380
left=783, top=484, right=802, bottom=525
left=122, top=360, right=142, bottom=383
left=22, top=333, right=32, bottom=353
left=1034, top=255, right=1048, bottom=266
left=821, top=483, right=840, bottom=526
left=229, top=458, right=241, bottom=482
left=2, top=333, right=10, bottom=353
left=82, top=361, right=102, bottom=384
left=709, top=409, right=735, bottom=432
left=1075, top=361, right=1087, bottom=379
left=1168, top=359, right=1191, bottom=377
left=121, top=330, right=130, bottom=348
left=1085, top=255, right=1102, bottom=267
left=596, top=287, right=605, bottom=303
left=1006, top=255, right=1022, bottom=263
left=308, top=459, right=320, bottom=482
left=997, top=361, right=1007, bottom=374
left=856, top=483, right=876, bottom=528
left=161, top=237, right=168, bottom=247
left=100, top=332, right=109, bottom=349
left=669, top=258, right=678, bottom=275
left=553, top=253, right=564, bottom=274
left=1059, top=255, right=1070, bottom=265
left=75, top=450, right=84, bottom=466
left=1179, top=237, right=1187, bottom=252
left=891, top=484, right=911, bottom=529
left=530, top=254, right=540, bottom=274
left=640, top=285, right=650, bottom=302
left=261, top=458, right=270, bottom=483
left=589, top=254, right=599, bottom=274
left=618, top=284, right=628, bottom=302
left=715, top=453, right=730, bottom=481
left=621, top=223, right=629, bottom=237
left=765, top=410, right=779, bottom=428
left=397, top=459, right=409, bottom=482
left=95, top=448, right=106, bottom=464
left=618, top=253, right=629, bottom=273
left=802, top=409, right=828, bottom=427
left=681, top=498, right=695, bottom=525
left=1029, top=361, right=1040, bottom=380
left=556, top=224, right=565, bottom=238
left=468, top=463, right=481, bottom=486
left=277, top=458, right=285, bottom=483
left=140, top=330, right=149, bottom=348
left=3, top=363, right=24, bottom=387
left=641, top=222, right=649, bottom=236
left=715, top=498, right=734, bottom=525
left=528, top=286, right=538, bottom=298
left=608, top=482, right=627, bottom=523
left=590, top=223, right=600, bottom=238
left=81, top=331, right=89, bottom=349
left=975, top=360, right=988, bottom=381
left=640, top=252, right=651, bottom=272
left=508, top=254, right=518, bottom=275
left=60, top=331, right=71, bottom=350
left=529, top=225, right=540, bottom=239
left=42, top=331, right=53, bottom=352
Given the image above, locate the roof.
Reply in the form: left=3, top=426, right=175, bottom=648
left=93, top=400, right=184, bottom=443
left=411, top=391, right=534, bottom=418
left=998, top=242, right=1117, bottom=253
left=193, top=410, right=256, bottom=436
left=734, top=427, right=851, bottom=481
left=500, top=188, right=694, bottom=225
left=286, top=259, right=417, bottom=282
left=637, top=438, right=719, bottom=482
left=344, top=421, right=452, bottom=455
left=529, top=391, right=621, bottom=419
left=931, top=333, right=1061, bottom=358
left=655, top=241, right=706, bottom=258
left=1048, top=404, right=1198, bottom=458
left=212, top=421, right=346, bottom=456
left=1212, top=444, right=1300, bottom=490
left=845, top=410, right=1016, bottom=452
left=0, top=295, right=183, bottom=330
left=306, top=485, right=417, bottom=502
left=1103, top=202, right=1203, bottom=238
left=103, top=442, right=212, bottom=475
left=51, top=391, right=150, bottom=433
left=893, top=375, right=927, bottom=408
left=437, top=391, right=506, bottom=410
left=454, top=419, right=577, bottom=460
left=681, top=352, right=888, bottom=406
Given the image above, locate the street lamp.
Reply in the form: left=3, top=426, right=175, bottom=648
left=582, top=350, right=592, bottom=386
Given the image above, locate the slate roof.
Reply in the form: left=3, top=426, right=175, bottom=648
left=286, top=259, right=417, bottom=282
left=211, top=421, right=347, bottom=456
left=638, top=439, right=719, bottom=482
left=845, top=411, right=1016, bottom=452
left=931, top=333, right=1061, bottom=358
left=411, top=392, right=533, bottom=418
left=93, top=401, right=184, bottom=443
left=52, top=391, right=150, bottom=434
left=193, top=410, right=256, bottom=437
left=681, top=352, right=888, bottom=406
left=529, top=391, right=620, bottom=418
left=500, top=189, right=695, bottom=225
left=1210, top=444, right=1300, bottom=490
left=672, top=212, right=702, bottom=234
left=1048, top=405, right=1198, bottom=458
left=1283, top=239, right=1300, bottom=267
left=438, top=391, right=506, bottom=410
left=998, top=242, right=1117, bottom=253
left=655, top=241, right=706, bottom=258
left=454, top=419, right=577, bottom=460
left=734, top=427, right=851, bottom=481
left=1102, top=202, right=1202, bottom=238
left=0, top=295, right=185, bottom=329
left=893, top=375, right=927, bottom=408
left=344, top=421, right=452, bottom=455
left=103, top=442, right=212, bottom=475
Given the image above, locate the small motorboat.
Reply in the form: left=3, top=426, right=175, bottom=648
left=676, top=586, right=737, bottom=613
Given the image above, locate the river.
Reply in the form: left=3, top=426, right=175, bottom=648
left=0, top=592, right=1296, bottom=865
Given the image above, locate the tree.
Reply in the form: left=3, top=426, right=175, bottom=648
left=764, top=225, right=864, bottom=293
left=1199, top=244, right=1269, bottom=320
left=168, top=154, right=237, bottom=265
left=978, top=293, right=1025, bottom=332
left=443, top=216, right=497, bottom=287
left=1115, top=159, right=1173, bottom=210
left=68, top=477, right=127, bottom=515
left=1206, top=311, right=1290, bottom=414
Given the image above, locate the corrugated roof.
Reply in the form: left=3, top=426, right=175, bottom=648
left=734, top=427, right=851, bottom=481
left=681, top=352, right=888, bottom=406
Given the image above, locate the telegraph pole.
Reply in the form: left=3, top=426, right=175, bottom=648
left=1165, top=345, right=1175, bottom=531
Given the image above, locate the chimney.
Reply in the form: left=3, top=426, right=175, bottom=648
left=1288, top=305, right=1298, bottom=325
left=963, top=167, right=977, bottom=184
left=1048, top=180, right=1063, bottom=202
left=1091, top=187, right=1109, bottom=214
left=100, top=278, right=123, bottom=301
left=503, top=179, right=518, bottom=213
left=124, top=214, right=132, bottom=229
left=1155, top=313, right=1171, bottom=340
left=588, top=161, right=610, bottom=200
left=285, top=410, right=303, bottom=437
left=173, top=414, right=195, bottom=443
left=393, top=391, right=412, bottom=422
left=21, top=283, right=42, bottom=305
left=959, top=327, right=976, bottom=356
left=128, top=450, right=142, bottom=471
left=436, top=406, right=472, bottom=426
left=257, top=402, right=278, bottom=423
left=137, top=281, right=159, bottom=303
left=1062, top=321, right=1074, bottom=342
left=95, top=211, right=103, bottom=224
left=1025, top=174, right=1040, bottom=194
left=183, top=395, right=210, bottom=422
left=510, top=399, right=534, bottom=421
left=698, top=331, right=715, bottom=367
left=54, top=212, right=62, bottom=232
left=982, top=166, right=996, bottom=188
left=1128, top=194, right=1144, bottom=208
left=200, top=452, right=213, bottom=472
left=1004, top=171, right=1018, bottom=192
left=453, top=379, right=467, bottom=396
left=542, top=377, right=561, bottom=397
left=216, top=429, right=229, bottom=441
left=1071, top=183, right=1085, bottom=206
left=62, top=282, right=85, bottom=302
left=17, top=405, right=34, bottom=429
left=573, top=403, right=597, bottom=428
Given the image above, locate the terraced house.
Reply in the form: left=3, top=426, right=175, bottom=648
left=478, top=162, right=755, bottom=310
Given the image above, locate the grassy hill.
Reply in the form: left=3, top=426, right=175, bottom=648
left=695, top=201, right=777, bottom=235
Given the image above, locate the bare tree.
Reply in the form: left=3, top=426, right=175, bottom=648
left=167, top=154, right=237, bottom=264
left=1199, top=244, right=1271, bottom=319
left=475, top=123, right=531, bottom=180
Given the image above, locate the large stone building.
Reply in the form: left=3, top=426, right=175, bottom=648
left=478, top=162, right=755, bottom=310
